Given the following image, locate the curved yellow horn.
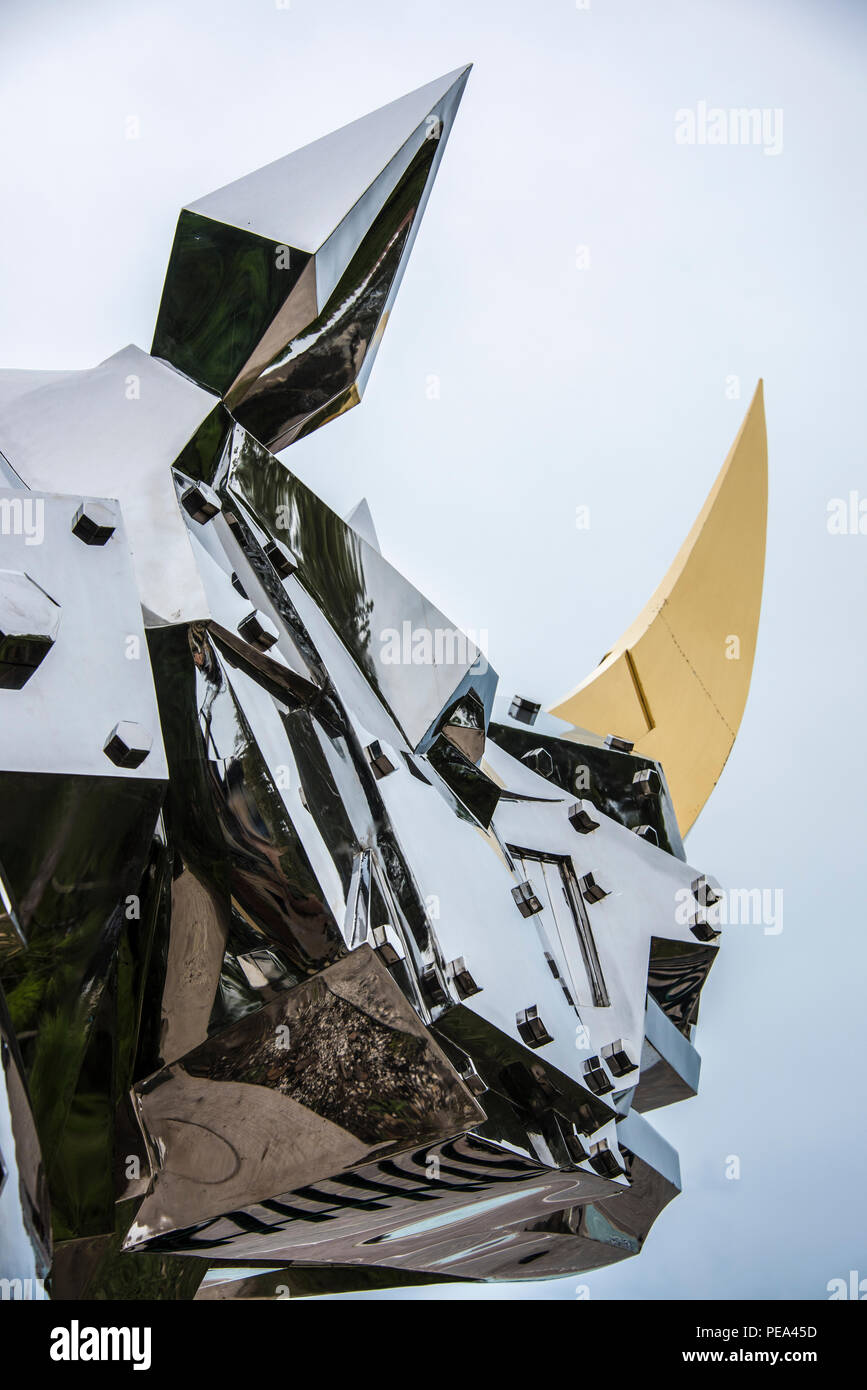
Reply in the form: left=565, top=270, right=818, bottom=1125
left=550, top=381, right=767, bottom=835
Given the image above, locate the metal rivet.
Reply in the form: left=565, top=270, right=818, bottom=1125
left=371, top=925, right=402, bottom=965
left=582, top=1054, right=615, bottom=1095
left=508, top=695, right=540, bottom=726
left=561, top=1118, right=588, bottom=1165
left=692, top=874, right=722, bottom=907
left=568, top=800, right=600, bottom=834
left=180, top=481, right=221, bottom=524
left=690, top=914, right=721, bottom=943
left=601, top=1039, right=639, bottom=1077
left=419, top=964, right=449, bottom=1009
left=604, top=733, right=634, bottom=753
left=588, top=1138, right=624, bottom=1178
left=448, top=957, right=481, bottom=999
left=521, top=746, right=553, bottom=777
left=458, top=1060, right=487, bottom=1096
left=516, top=1006, right=553, bottom=1048
left=71, top=501, right=116, bottom=546
left=264, top=539, right=297, bottom=580
left=238, top=609, right=279, bottom=652
left=579, top=872, right=609, bottom=904
left=632, top=767, right=661, bottom=797
left=633, top=824, right=658, bottom=845
left=365, top=740, right=396, bottom=779
left=103, top=721, right=153, bottom=769
left=512, top=880, right=544, bottom=918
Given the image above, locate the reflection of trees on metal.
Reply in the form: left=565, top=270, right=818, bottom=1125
left=0, top=66, right=766, bottom=1301
left=229, top=432, right=379, bottom=688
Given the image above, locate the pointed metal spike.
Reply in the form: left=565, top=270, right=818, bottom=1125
left=345, top=497, right=381, bottom=554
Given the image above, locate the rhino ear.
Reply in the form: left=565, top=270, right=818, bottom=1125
left=550, top=381, right=768, bottom=836
left=151, top=66, right=472, bottom=455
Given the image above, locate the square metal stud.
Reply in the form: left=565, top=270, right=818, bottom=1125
left=371, top=925, right=402, bottom=965
left=582, top=1054, right=615, bottom=1095
left=103, top=721, right=153, bottom=770
left=264, top=538, right=297, bottom=579
left=458, top=1060, right=487, bottom=1096
left=516, top=1006, right=553, bottom=1049
left=579, top=872, right=609, bottom=904
left=692, top=874, right=722, bottom=907
left=690, top=914, right=721, bottom=943
left=633, top=824, right=658, bottom=845
left=71, top=501, right=116, bottom=546
left=568, top=800, right=600, bottom=834
left=512, top=880, right=544, bottom=917
left=237, top=609, right=279, bottom=652
left=604, top=733, right=634, bottom=753
left=562, top=1120, right=589, bottom=1165
left=508, top=695, right=540, bottom=726
left=419, top=964, right=449, bottom=1009
left=632, top=767, right=661, bottom=797
left=366, top=740, right=396, bottom=779
left=588, top=1138, right=625, bottom=1179
left=180, top=480, right=221, bottom=524
left=601, top=1039, right=639, bottom=1077
left=448, top=957, right=481, bottom=999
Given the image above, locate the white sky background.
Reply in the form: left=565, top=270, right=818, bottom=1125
left=1, top=0, right=865, bottom=1300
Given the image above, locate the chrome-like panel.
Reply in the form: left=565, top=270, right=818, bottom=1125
left=222, top=423, right=496, bottom=749
left=153, top=69, right=471, bottom=453
left=0, top=984, right=51, bottom=1291
left=0, top=493, right=168, bottom=779
left=0, top=349, right=216, bottom=627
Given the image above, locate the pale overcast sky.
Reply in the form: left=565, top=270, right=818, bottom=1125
left=1, top=0, right=865, bottom=1300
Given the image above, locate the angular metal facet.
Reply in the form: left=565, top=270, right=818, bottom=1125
left=153, top=68, right=471, bottom=453
left=0, top=570, right=61, bottom=689
left=0, top=348, right=217, bottom=627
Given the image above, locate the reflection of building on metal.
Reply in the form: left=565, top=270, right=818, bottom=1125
left=0, top=67, right=765, bottom=1300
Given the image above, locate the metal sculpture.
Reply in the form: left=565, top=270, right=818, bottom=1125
left=0, top=66, right=766, bottom=1300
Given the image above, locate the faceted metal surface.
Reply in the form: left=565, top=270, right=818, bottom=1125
left=0, top=70, right=765, bottom=1300
left=153, top=67, right=472, bottom=453
left=0, top=569, right=61, bottom=689
left=0, top=348, right=217, bottom=628
left=124, top=947, right=484, bottom=1248
left=0, top=495, right=167, bottom=779
left=0, top=984, right=51, bottom=1291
